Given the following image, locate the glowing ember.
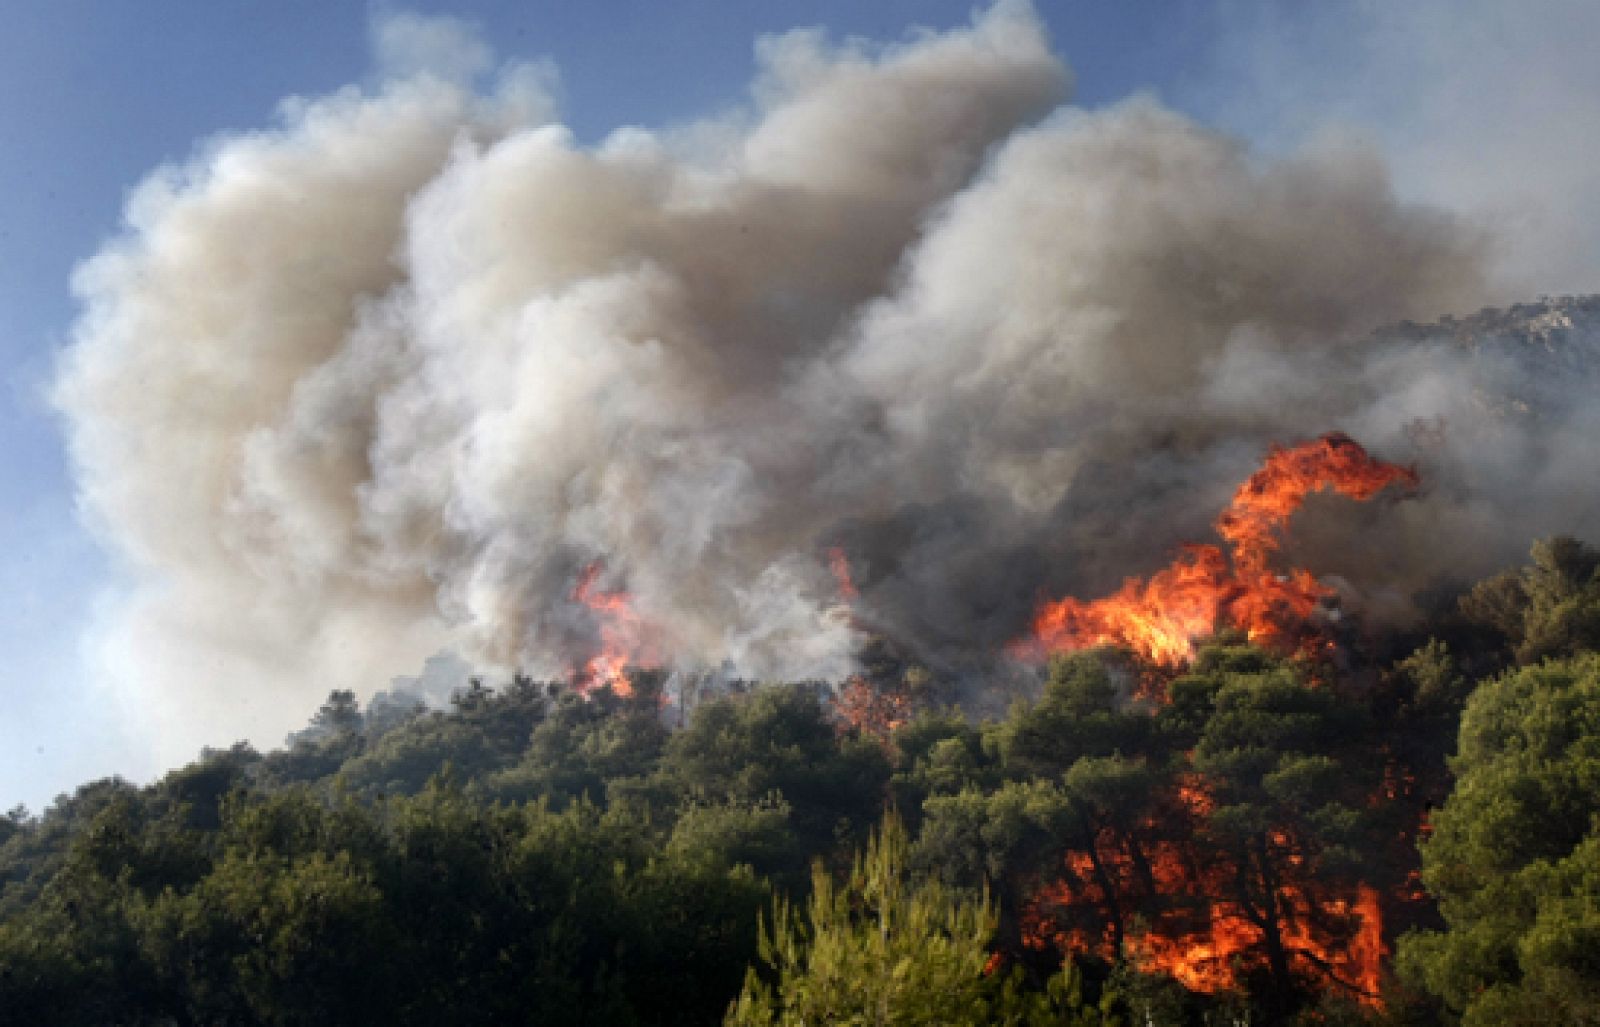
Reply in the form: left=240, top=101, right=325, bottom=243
left=832, top=675, right=910, bottom=743
left=569, top=562, right=656, bottom=697
left=1017, top=434, right=1417, bottom=667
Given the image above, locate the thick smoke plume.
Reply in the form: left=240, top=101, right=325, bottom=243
left=54, top=3, right=1600, bottom=761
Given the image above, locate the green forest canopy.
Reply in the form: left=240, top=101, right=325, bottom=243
left=3, top=536, right=1600, bottom=1025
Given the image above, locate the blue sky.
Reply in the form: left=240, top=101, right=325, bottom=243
left=2, top=1, right=1596, bottom=812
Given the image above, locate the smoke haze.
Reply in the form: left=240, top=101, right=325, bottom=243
left=1203, top=0, right=1600, bottom=297
left=54, top=2, right=1600, bottom=764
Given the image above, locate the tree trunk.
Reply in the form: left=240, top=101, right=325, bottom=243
left=1078, top=810, right=1124, bottom=955
left=1253, top=832, right=1295, bottom=1017
left=1119, top=826, right=1158, bottom=900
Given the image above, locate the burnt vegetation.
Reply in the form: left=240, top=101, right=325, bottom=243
left=3, top=537, right=1600, bottom=1025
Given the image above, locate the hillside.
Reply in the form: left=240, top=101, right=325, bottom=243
left=3, top=529, right=1600, bottom=1024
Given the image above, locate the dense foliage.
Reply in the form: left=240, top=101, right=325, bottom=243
left=727, top=813, right=1116, bottom=1026
left=3, top=537, right=1600, bottom=1024
left=1396, top=655, right=1600, bottom=1024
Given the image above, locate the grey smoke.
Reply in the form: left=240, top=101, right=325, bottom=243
left=54, top=3, right=1599, bottom=765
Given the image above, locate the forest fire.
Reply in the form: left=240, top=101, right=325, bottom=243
left=569, top=562, right=656, bottom=696
left=1009, top=436, right=1416, bottom=1011
left=25, top=0, right=1600, bottom=1016
left=824, top=547, right=914, bottom=740
left=1016, top=434, right=1418, bottom=668
left=566, top=438, right=1412, bottom=1005
left=1022, top=783, right=1388, bottom=1007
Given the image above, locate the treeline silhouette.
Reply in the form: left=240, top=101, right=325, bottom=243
left=3, top=538, right=1600, bottom=1025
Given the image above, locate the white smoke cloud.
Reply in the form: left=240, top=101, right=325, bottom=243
left=371, top=11, right=495, bottom=86
left=53, top=2, right=1599, bottom=767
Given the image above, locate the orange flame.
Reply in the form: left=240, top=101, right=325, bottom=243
left=570, top=562, right=656, bottom=697
left=1023, top=835, right=1387, bottom=1004
left=827, top=546, right=860, bottom=603
left=1119, top=885, right=1385, bottom=1002
left=1018, top=434, right=1417, bottom=667
left=1349, top=884, right=1387, bottom=1003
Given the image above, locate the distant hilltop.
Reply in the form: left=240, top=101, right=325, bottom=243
left=1384, top=293, right=1600, bottom=367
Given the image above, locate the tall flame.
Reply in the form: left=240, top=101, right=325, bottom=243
left=569, top=562, right=655, bottom=697
left=828, top=546, right=860, bottom=603
left=1018, top=434, right=1417, bottom=666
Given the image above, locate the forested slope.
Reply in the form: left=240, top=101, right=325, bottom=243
left=3, top=537, right=1600, bottom=1025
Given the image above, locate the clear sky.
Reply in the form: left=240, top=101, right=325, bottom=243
left=2, top=0, right=1596, bottom=812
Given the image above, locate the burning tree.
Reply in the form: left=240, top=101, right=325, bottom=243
left=569, top=562, right=658, bottom=697
left=1173, top=649, right=1387, bottom=1012
left=989, top=647, right=1391, bottom=1016
left=947, top=434, right=1418, bottom=1015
